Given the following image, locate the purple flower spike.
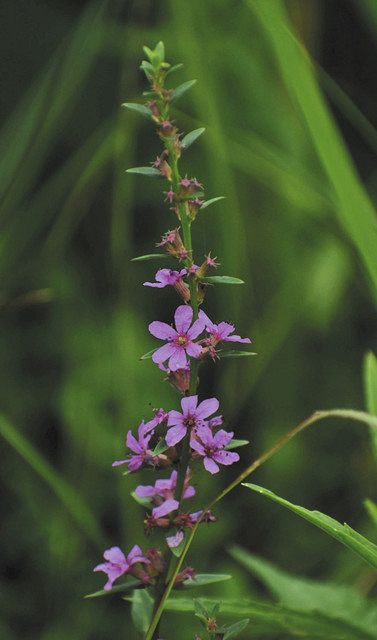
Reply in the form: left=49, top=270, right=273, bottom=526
left=112, top=421, right=153, bottom=472
left=149, top=305, right=205, bottom=371
left=166, top=395, right=220, bottom=447
left=94, top=545, right=149, bottom=591
left=143, top=268, right=187, bottom=289
left=191, top=425, right=240, bottom=474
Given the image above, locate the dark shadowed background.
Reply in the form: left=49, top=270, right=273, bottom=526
left=0, top=1, right=376, bottom=638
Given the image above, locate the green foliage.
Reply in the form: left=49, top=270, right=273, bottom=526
left=131, top=253, right=167, bottom=262
left=244, top=484, right=377, bottom=569
left=165, top=596, right=375, bottom=639
left=122, top=103, right=152, bottom=119
left=203, top=276, right=245, bottom=285
left=131, top=589, right=154, bottom=634
left=170, top=79, right=197, bottom=102
left=126, top=166, right=162, bottom=177
left=364, top=352, right=377, bottom=461
left=181, top=127, right=206, bottom=149
left=230, top=546, right=377, bottom=637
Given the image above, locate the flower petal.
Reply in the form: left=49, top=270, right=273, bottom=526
left=186, top=317, right=205, bottom=340
left=183, top=485, right=196, bottom=499
left=103, top=546, right=126, bottom=564
left=181, top=395, right=198, bottom=416
left=166, top=530, right=184, bottom=548
left=213, top=429, right=233, bottom=448
left=153, top=498, right=179, bottom=519
left=189, top=436, right=205, bottom=456
left=174, top=305, right=193, bottom=333
left=203, top=456, right=220, bottom=474
left=143, top=282, right=165, bottom=288
left=127, top=544, right=148, bottom=565
left=134, top=484, right=156, bottom=497
left=126, top=430, right=142, bottom=453
left=168, top=346, right=188, bottom=371
left=185, top=341, right=202, bottom=358
left=166, top=424, right=187, bottom=447
left=112, top=458, right=128, bottom=467
left=127, top=455, right=144, bottom=472
left=152, top=342, right=177, bottom=364
left=196, top=397, right=220, bottom=420
left=149, top=320, right=177, bottom=340
left=225, top=335, right=251, bottom=343
left=213, top=450, right=240, bottom=466
left=195, top=424, right=213, bottom=446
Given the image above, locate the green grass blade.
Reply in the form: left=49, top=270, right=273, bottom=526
left=250, top=0, right=377, bottom=303
left=244, top=483, right=377, bottom=570
left=230, top=545, right=377, bottom=637
left=0, top=415, right=104, bottom=547
left=160, top=596, right=376, bottom=640
left=364, top=352, right=377, bottom=461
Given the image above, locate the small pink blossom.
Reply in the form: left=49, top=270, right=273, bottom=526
left=94, top=545, right=149, bottom=591
left=143, top=268, right=187, bottom=289
left=204, top=252, right=220, bottom=269
left=112, top=421, right=159, bottom=472
left=199, top=310, right=251, bottom=349
left=164, top=189, right=175, bottom=203
left=191, top=425, right=239, bottom=474
left=180, top=175, right=191, bottom=188
left=167, top=530, right=184, bottom=548
left=149, top=305, right=205, bottom=371
left=166, top=394, right=220, bottom=446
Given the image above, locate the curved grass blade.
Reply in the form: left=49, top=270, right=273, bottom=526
left=0, top=415, right=105, bottom=548
left=244, top=484, right=377, bottom=569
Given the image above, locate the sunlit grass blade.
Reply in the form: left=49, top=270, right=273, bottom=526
left=0, top=415, right=105, bottom=547
left=250, top=0, right=377, bottom=303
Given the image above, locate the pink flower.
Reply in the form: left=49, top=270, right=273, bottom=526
left=166, top=394, right=220, bottom=446
left=164, top=189, right=175, bottom=203
left=167, top=530, right=184, bottom=548
left=191, top=425, right=239, bottom=474
left=144, top=269, right=190, bottom=302
left=135, top=469, right=195, bottom=504
left=144, top=268, right=187, bottom=289
left=204, top=252, right=220, bottom=269
left=94, top=545, right=149, bottom=591
left=199, top=310, right=251, bottom=347
left=112, top=421, right=155, bottom=472
left=149, top=305, right=205, bottom=371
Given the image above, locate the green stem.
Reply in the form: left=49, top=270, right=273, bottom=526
left=150, top=126, right=200, bottom=640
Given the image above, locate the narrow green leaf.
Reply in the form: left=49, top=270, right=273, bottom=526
left=166, top=63, right=184, bottom=76
left=131, top=588, right=154, bottom=633
left=203, top=276, right=245, bottom=285
left=140, top=61, right=154, bottom=79
left=220, top=351, right=257, bottom=359
left=131, top=253, right=166, bottom=262
left=154, top=41, right=165, bottom=65
left=364, top=499, right=377, bottom=529
left=223, top=619, right=250, bottom=640
left=225, top=439, right=249, bottom=450
left=151, top=439, right=169, bottom=456
left=126, top=166, right=161, bottom=177
left=0, top=415, right=104, bottom=547
left=181, top=127, right=206, bottom=149
left=244, top=483, right=377, bottom=569
left=140, top=348, right=157, bottom=360
left=229, top=545, right=377, bottom=637
left=251, top=1, right=377, bottom=303
left=183, top=574, right=232, bottom=588
left=364, top=351, right=377, bottom=462
left=121, top=102, right=152, bottom=119
left=130, top=491, right=150, bottom=508
left=170, top=79, right=197, bottom=102
left=165, top=597, right=373, bottom=640
left=200, top=196, right=225, bottom=209
left=194, top=599, right=209, bottom=619
left=84, top=578, right=141, bottom=599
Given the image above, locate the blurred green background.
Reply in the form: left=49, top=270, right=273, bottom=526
left=1, top=1, right=376, bottom=638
